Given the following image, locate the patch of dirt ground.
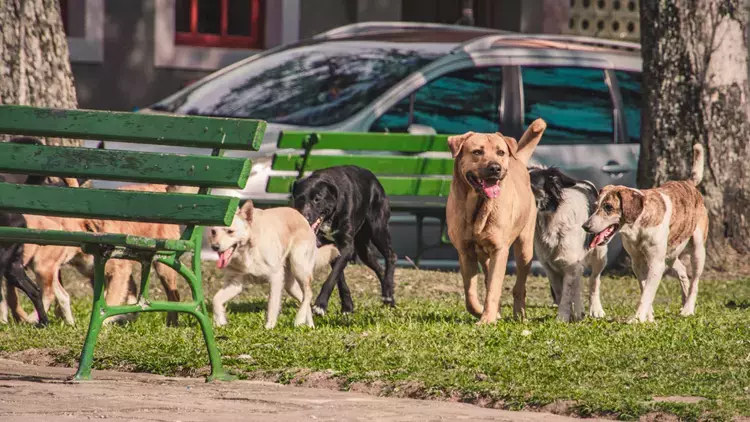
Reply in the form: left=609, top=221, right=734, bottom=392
left=0, top=358, right=605, bottom=422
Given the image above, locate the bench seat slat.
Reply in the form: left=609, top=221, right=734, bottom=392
left=0, top=106, right=265, bottom=151
left=272, top=154, right=452, bottom=176
left=278, top=131, right=450, bottom=153
left=0, top=142, right=252, bottom=188
left=0, top=183, right=238, bottom=226
left=267, top=175, right=451, bottom=197
left=0, top=226, right=193, bottom=251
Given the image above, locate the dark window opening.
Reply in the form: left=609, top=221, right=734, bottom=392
left=521, top=66, right=614, bottom=144
left=371, top=66, right=503, bottom=135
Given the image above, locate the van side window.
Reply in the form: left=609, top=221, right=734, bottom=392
left=370, top=67, right=502, bottom=134
left=521, top=66, right=614, bottom=144
left=614, top=70, right=642, bottom=143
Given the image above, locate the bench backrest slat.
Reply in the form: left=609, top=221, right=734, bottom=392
left=272, top=153, right=453, bottom=176
left=0, top=183, right=238, bottom=226
left=0, top=142, right=251, bottom=188
left=267, top=175, right=451, bottom=197
left=0, top=105, right=266, bottom=150
left=278, top=131, right=450, bottom=153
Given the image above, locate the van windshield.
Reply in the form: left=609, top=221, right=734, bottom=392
left=150, top=41, right=448, bottom=126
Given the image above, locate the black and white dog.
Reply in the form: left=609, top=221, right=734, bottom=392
left=528, top=166, right=607, bottom=322
left=292, top=165, right=397, bottom=315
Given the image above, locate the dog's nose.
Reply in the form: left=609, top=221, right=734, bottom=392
left=211, top=244, right=220, bottom=252
left=488, top=162, right=501, bottom=175
left=582, top=221, right=592, bottom=233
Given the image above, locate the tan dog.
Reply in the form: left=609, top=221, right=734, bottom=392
left=583, top=144, right=707, bottom=323
left=446, top=119, right=547, bottom=324
left=209, top=201, right=339, bottom=329
left=5, top=184, right=187, bottom=326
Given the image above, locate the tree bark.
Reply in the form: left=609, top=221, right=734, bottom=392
left=639, top=0, right=750, bottom=269
left=0, top=0, right=80, bottom=146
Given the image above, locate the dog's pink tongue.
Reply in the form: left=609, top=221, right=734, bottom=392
left=481, top=180, right=501, bottom=199
left=217, top=249, right=232, bottom=269
left=589, top=227, right=613, bottom=249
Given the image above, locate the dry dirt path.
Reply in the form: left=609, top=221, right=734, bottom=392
left=0, top=358, right=602, bottom=421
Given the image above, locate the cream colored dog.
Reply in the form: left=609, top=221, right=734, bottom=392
left=209, top=201, right=339, bottom=329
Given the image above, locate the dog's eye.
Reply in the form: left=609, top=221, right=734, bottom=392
left=497, top=150, right=505, bottom=157
left=313, top=197, right=320, bottom=204
left=210, top=229, right=216, bottom=236
left=226, top=229, right=235, bottom=235
left=472, top=149, right=484, bottom=156
left=602, top=203, right=614, bottom=213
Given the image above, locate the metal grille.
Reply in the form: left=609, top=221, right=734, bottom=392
left=564, top=0, right=640, bottom=42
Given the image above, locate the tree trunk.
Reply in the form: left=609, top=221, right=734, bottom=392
left=0, top=0, right=80, bottom=146
left=639, top=0, right=750, bottom=269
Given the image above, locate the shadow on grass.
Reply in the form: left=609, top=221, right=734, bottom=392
left=227, top=299, right=269, bottom=314
left=725, top=300, right=750, bottom=309
left=0, top=374, right=61, bottom=383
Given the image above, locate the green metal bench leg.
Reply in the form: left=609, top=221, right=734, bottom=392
left=73, top=251, right=108, bottom=381
left=172, top=258, right=235, bottom=382
left=194, top=307, right=234, bottom=382
left=415, top=214, right=424, bottom=267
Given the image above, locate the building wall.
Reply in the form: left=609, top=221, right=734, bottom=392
left=72, top=1, right=204, bottom=111
left=67, top=0, right=568, bottom=111
left=68, top=0, right=298, bottom=111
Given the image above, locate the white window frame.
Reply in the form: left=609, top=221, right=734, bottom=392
left=153, top=0, right=300, bottom=71
left=66, top=0, right=105, bottom=63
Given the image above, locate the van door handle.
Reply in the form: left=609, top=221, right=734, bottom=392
left=601, top=162, right=630, bottom=174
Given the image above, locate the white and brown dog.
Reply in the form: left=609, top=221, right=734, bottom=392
left=583, top=144, right=707, bottom=323
left=209, top=201, right=339, bottom=329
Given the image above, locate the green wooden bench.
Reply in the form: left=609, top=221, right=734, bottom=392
left=0, top=105, right=265, bottom=382
left=266, top=131, right=453, bottom=265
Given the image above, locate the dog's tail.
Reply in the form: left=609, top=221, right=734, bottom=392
left=691, top=143, right=704, bottom=186
left=314, top=244, right=340, bottom=271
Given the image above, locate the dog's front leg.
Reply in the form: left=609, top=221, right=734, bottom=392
left=212, top=278, right=243, bottom=326
left=588, top=247, right=607, bottom=318
left=630, top=260, right=665, bottom=323
left=478, top=248, right=509, bottom=324
left=313, top=242, right=354, bottom=315
left=458, top=251, right=483, bottom=317
left=557, top=264, right=584, bottom=322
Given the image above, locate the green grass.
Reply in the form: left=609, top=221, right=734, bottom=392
left=2, top=263, right=750, bottom=420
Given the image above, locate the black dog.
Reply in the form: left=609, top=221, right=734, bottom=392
left=0, top=136, right=85, bottom=326
left=292, top=165, right=397, bottom=315
left=0, top=209, right=48, bottom=326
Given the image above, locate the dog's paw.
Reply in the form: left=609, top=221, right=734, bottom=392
left=476, top=315, right=498, bottom=325
left=679, top=307, right=696, bottom=317
left=382, top=296, right=396, bottom=307
left=555, top=313, right=571, bottom=323
left=24, top=313, right=40, bottom=324
left=312, top=305, right=327, bottom=316
left=264, top=322, right=277, bottom=330
left=589, top=307, right=606, bottom=319
left=627, top=315, right=655, bottom=324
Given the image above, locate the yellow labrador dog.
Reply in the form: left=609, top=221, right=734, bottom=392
left=209, top=201, right=339, bottom=329
left=446, top=119, right=547, bottom=324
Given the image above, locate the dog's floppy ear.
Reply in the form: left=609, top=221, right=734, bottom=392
left=447, top=132, right=474, bottom=158
left=239, top=200, right=255, bottom=223
left=555, top=170, right=578, bottom=189
left=323, top=181, right=339, bottom=199
left=618, top=188, right=643, bottom=224
left=598, top=184, right=616, bottom=199
left=502, top=135, right=518, bottom=158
